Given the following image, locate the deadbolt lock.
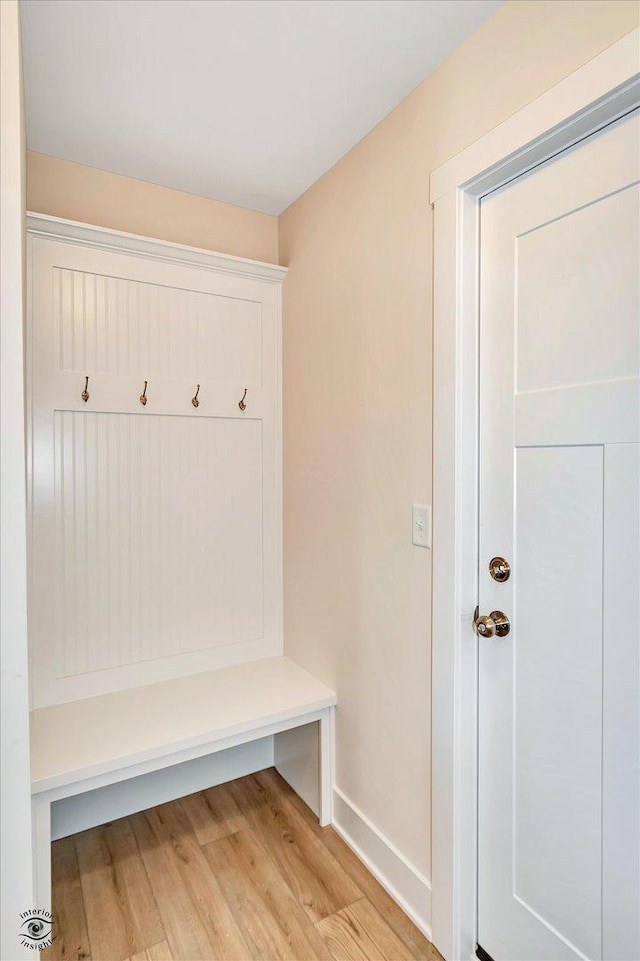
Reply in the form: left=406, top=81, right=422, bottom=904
left=473, top=607, right=510, bottom=638
left=489, top=556, right=510, bottom=582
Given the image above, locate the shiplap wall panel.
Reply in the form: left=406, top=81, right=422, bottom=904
left=28, top=227, right=283, bottom=707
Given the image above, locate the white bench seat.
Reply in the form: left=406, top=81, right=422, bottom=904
left=30, top=655, right=336, bottom=911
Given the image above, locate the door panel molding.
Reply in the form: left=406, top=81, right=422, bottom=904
left=430, top=30, right=640, bottom=961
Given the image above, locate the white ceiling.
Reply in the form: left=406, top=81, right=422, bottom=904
left=20, top=0, right=502, bottom=215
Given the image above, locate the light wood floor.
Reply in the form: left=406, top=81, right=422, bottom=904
left=44, top=768, right=441, bottom=961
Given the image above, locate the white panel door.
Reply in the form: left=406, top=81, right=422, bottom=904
left=28, top=237, right=282, bottom=707
left=478, top=109, right=640, bottom=961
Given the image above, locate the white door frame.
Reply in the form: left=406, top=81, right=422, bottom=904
left=1, top=3, right=34, bottom=959
left=429, top=30, right=640, bottom=961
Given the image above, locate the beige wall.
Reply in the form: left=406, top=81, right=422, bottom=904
left=279, top=0, right=639, bottom=882
left=27, top=151, right=279, bottom=263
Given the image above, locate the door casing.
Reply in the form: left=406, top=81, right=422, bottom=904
left=429, top=29, right=640, bottom=961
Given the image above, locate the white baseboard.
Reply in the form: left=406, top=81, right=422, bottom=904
left=51, top=736, right=274, bottom=840
left=332, top=786, right=432, bottom=940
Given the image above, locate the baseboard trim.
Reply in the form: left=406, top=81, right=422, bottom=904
left=332, top=786, right=432, bottom=940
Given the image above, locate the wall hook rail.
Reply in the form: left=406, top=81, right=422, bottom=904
left=139, top=380, right=148, bottom=406
left=192, top=384, right=201, bottom=408
left=238, top=388, right=247, bottom=411
left=81, top=375, right=90, bottom=403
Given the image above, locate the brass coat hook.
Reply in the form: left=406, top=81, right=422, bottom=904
left=238, top=388, right=247, bottom=411
left=139, top=380, right=148, bottom=406
left=192, top=384, right=201, bottom=408
left=81, top=375, right=90, bottom=403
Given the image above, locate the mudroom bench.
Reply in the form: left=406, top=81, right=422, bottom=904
left=30, top=656, right=336, bottom=912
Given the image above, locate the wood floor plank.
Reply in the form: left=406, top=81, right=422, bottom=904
left=259, top=769, right=440, bottom=961
left=228, top=773, right=362, bottom=923
left=146, top=943, right=172, bottom=961
left=204, top=829, right=333, bottom=961
left=75, top=819, right=164, bottom=961
left=131, top=801, right=251, bottom=961
left=181, top=783, right=248, bottom=846
left=222, top=828, right=334, bottom=961
left=204, top=832, right=298, bottom=960
left=128, top=941, right=172, bottom=961
left=129, top=806, right=222, bottom=961
left=316, top=898, right=414, bottom=961
left=51, top=768, right=440, bottom=961
left=43, top=836, right=91, bottom=961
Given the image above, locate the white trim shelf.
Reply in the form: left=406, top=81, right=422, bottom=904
left=26, top=212, right=288, bottom=283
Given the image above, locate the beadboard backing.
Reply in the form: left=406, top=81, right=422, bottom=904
left=52, top=266, right=263, bottom=384
left=51, top=411, right=263, bottom=677
left=27, top=215, right=285, bottom=707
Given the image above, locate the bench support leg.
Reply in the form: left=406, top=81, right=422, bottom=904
left=319, top=707, right=335, bottom=827
left=32, top=795, right=51, bottom=913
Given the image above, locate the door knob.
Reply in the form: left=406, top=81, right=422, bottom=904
left=473, top=607, right=510, bottom=638
left=488, top=556, right=510, bottom=582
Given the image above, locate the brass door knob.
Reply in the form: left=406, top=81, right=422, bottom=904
left=473, top=607, right=510, bottom=638
left=489, top=556, right=510, bottom=582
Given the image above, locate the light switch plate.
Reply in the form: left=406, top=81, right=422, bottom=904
left=412, top=504, right=431, bottom=548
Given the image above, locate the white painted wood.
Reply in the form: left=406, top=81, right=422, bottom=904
left=274, top=707, right=334, bottom=825
left=51, top=268, right=263, bottom=383
left=515, top=189, right=638, bottom=392
left=479, top=451, right=603, bottom=961
left=275, top=722, right=321, bottom=817
left=50, top=411, right=263, bottom=673
left=515, top=378, right=639, bottom=448
left=319, top=707, right=335, bottom=827
left=26, top=212, right=288, bottom=282
left=430, top=33, right=640, bottom=961
left=478, top=111, right=639, bottom=961
left=332, top=787, right=432, bottom=940
left=51, top=736, right=275, bottom=840
left=431, top=187, right=480, bottom=961
left=31, top=795, right=51, bottom=915
left=37, top=711, right=330, bottom=810
left=514, top=449, right=602, bottom=955
left=31, top=655, right=336, bottom=794
left=27, top=222, right=284, bottom=706
left=602, top=444, right=640, bottom=961
left=1, top=3, right=34, bottom=957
